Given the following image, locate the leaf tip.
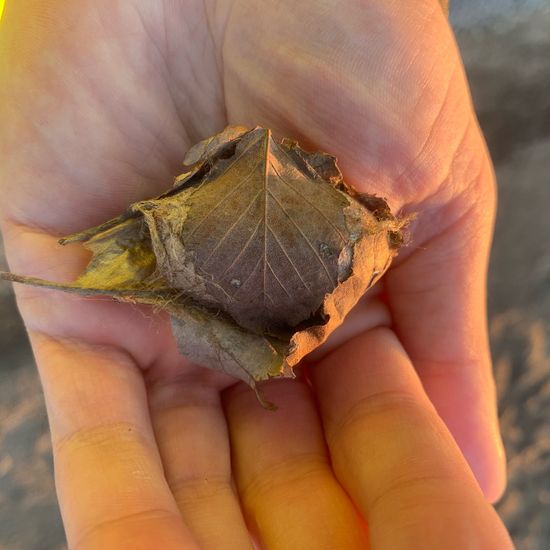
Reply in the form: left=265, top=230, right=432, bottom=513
left=250, top=380, right=278, bottom=411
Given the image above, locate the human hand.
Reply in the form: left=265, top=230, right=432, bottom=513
left=0, top=0, right=508, bottom=548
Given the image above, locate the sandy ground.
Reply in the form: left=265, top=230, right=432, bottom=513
left=1, top=4, right=549, bottom=550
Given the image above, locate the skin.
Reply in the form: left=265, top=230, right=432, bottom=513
left=0, top=1, right=513, bottom=548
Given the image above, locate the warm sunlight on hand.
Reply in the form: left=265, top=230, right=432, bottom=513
left=0, top=1, right=511, bottom=548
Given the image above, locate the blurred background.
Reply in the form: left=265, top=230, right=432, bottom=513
left=1, top=1, right=549, bottom=549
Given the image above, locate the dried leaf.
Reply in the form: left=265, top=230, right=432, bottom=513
left=1, top=126, right=408, bottom=403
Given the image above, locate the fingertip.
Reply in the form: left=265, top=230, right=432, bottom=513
left=417, top=359, right=507, bottom=503
left=464, top=421, right=507, bottom=504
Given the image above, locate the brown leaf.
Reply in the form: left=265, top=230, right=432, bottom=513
left=142, top=128, right=367, bottom=336
left=1, top=126, right=407, bottom=403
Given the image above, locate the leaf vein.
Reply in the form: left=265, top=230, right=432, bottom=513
left=262, top=134, right=269, bottom=306
left=271, top=160, right=348, bottom=243
left=230, top=255, right=262, bottom=299
left=200, top=189, right=262, bottom=269
left=186, top=154, right=262, bottom=238
left=267, top=260, right=292, bottom=298
left=267, top=226, right=313, bottom=296
left=267, top=190, right=337, bottom=287
left=220, top=217, right=262, bottom=278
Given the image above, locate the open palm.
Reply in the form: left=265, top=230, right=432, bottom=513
left=0, top=1, right=507, bottom=548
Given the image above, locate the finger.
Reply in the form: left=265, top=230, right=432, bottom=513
left=386, top=156, right=506, bottom=501
left=147, top=371, right=252, bottom=550
left=223, top=379, right=368, bottom=550
left=311, top=328, right=513, bottom=549
left=30, top=332, right=199, bottom=550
